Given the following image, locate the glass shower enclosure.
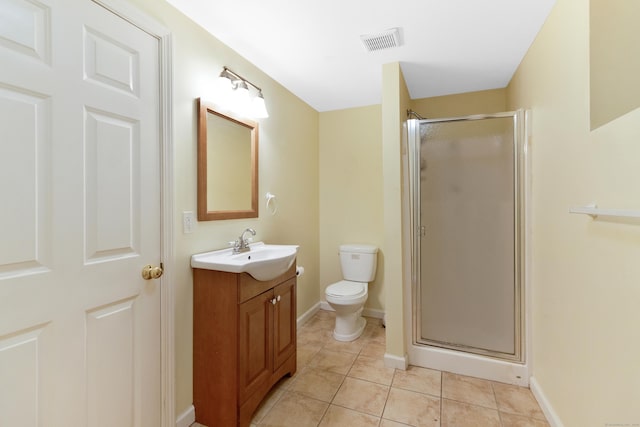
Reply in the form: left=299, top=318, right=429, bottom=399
left=408, top=112, right=525, bottom=362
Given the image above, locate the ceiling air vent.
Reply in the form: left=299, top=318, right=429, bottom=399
left=360, top=28, right=401, bottom=52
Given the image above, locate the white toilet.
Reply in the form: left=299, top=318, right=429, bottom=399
left=325, top=244, right=378, bottom=341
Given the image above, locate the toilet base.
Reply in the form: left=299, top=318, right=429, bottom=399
left=333, top=315, right=366, bottom=342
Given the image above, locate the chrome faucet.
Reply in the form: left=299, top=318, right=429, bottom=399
left=233, top=228, right=256, bottom=253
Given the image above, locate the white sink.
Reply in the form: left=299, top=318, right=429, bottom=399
left=191, top=242, right=299, bottom=281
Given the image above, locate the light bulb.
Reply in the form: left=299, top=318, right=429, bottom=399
left=251, top=91, right=269, bottom=118
left=230, top=80, right=251, bottom=116
left=213, top=71, right=233, bottom=107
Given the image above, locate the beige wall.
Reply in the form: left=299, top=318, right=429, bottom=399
left=411, top=88, right=507, bottom=118
left=508, top=0, right=640, bottom=425
left=127, top=0, right=320, bottom=416
left=318, top=106, right=385, bottom=309
left=381, top=63, right=412, bottom=362
left=590, top=0, right=640, bottom=129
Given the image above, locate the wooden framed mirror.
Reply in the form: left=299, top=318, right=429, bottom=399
left=197, top=98, right=258, bottom=220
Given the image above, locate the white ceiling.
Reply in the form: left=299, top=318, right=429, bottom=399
left=166, top=0, right=556, bottom=112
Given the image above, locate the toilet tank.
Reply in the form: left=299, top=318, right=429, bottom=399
left=339, top=244, right=378, bottom=282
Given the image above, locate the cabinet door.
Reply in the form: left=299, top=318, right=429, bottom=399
left=273, top=278, right=297, bottom=369
left=239, top=289, right=274, bottom=402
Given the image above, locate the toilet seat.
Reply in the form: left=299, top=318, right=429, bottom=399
left=326, top=280, right=366, bottom=298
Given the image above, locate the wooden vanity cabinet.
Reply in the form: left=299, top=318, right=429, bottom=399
left=193, top=263, right=297, bottom=427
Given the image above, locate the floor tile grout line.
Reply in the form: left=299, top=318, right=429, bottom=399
left=439, top=369, right=443, bottom=424
left=490, top=380, right=505, bottom=427
left=441, top=396, right=500, bottom=411
left=377, top=371, right=393, bottom=423
left=328, top=401, right=384, bottom=422
left=385, top=384, right=441, bottom=400
left=314, top=395, right=331, bottom=427
left=328, top=366, right=348, bottom=405
left=251, top=381, right=286, bottom=425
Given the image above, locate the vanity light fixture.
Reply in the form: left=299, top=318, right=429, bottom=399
left=215, top=66, right=269, bottom=118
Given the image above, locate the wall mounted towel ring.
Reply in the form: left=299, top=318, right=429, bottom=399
left=265, top=192, right=278, bottom=215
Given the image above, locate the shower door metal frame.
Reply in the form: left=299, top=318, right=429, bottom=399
left=408, top=111, right=526, bottom=363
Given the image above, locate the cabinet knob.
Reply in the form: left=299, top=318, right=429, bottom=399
left=276, top=295, right=281, bottom=302
left=271, top=298, right=277, bottom=305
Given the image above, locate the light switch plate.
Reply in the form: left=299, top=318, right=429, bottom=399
left=183, top=211, right=195, bottom=234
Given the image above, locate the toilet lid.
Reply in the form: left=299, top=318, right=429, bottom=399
left=326, top=280, right=366, bottom=297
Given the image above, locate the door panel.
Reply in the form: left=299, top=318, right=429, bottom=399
left=0, top=324, right=48, bottom=427
left=417, top=115, right=519, bottom=358
left=86, top=298, right=137, bottom=427
left=83, top=26, right=140, bottom=96
left=0, top=0, right=51, bottom=64
left=0, top=0, right=162, bottom=425
left=273, top=279, right=296, bottom=369
left=239, top=290, right=273, bottom=403
left=84, top=107, right=141, bottom=262
left=0, top=85, right=51, bottom=278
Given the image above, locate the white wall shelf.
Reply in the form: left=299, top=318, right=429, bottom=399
left=569, top=204, right=640, bottom=219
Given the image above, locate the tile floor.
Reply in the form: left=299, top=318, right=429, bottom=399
left=193, top=309, right=549, bottom=427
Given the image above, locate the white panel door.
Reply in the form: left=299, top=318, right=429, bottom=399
left=0, top=0, right=162, bottom=426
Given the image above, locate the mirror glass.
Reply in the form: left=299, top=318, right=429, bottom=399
left=197, top=98, right=258, bottom=220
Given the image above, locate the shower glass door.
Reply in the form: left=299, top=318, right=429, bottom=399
left=413, top=112, right=523, bottom=361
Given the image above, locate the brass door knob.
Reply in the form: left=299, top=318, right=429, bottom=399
left=142, top=264, right=163, bottom=280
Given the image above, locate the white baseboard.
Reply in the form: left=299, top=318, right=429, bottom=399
left=384, top=353, right=409, bottom=370
left=297, top=302, right=321, bottom=328
left=530, top=376, right=564, bottom=427
left=318, top=301, right=385, bottom=320
left=363, top=306, right=385, bottom=320
left=319, top=301, right=332, bottom=313
left=176, top=405, right=195, bottom=427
